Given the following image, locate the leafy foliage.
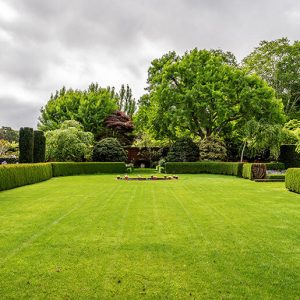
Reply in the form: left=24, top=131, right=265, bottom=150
left=166, top=137, right=199, bottom=162
left=92, top=138, right=127, bottom=162
left=116, top=84, right=137, bottom=117
left=243, top=38, right=300, bottom=118
left=0, top=127, right=19, bottom=142
left=239, top=120, right=283, bottom=162
left=45, top=121, right=94, bottom=162
left=104, top=111, right=134, bottom=145
left=19, top=127, right=34, bottom=163
left=199, top=136, right=227, bottom=161
left=139, top=49, right=284, bottom=140
left=0, top=140, right=11, bottom=156
left=39, top=83, right=118, bottom=139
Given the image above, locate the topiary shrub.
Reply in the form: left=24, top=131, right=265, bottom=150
left=19, top=127, right=34, bottom=163
left=92, top=138, right=127, bottom=162
left=166, top=137, right=199, bottom=162
left=33, top=131, right=46, bottom=163
left=286, top=168, right=300, bottom=193
left=199, top=136, right=227, bottom=161
left=242, top=163, right=267, bottom=180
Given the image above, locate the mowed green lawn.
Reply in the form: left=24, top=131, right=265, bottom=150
left=0, top=173, right=299, bottom=299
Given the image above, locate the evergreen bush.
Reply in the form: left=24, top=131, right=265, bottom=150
left=166, top=137, right=199, bottom=162
left=92, top=138, right=127, bottom=162
left=199, top=136, right=227, bottom=161
left=19, top=127, right=34, bottom=163
left=33, top=131, right=46, bottom=163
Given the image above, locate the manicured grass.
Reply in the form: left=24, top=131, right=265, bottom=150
left=0, top=173, right=299, bottom=299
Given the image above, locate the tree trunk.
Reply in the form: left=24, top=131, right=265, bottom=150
left=240, top=141, right=246, bottom=162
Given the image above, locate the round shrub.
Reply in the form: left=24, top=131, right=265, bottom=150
left=92, top=138, right=127, bottom=162
left=166, top=137, right=199, bottom=162
left=199, top=136, right=227, bottom=161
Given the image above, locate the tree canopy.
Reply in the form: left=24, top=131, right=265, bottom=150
left=39, top=83, right=136, bottom=141
left=243, top=38, right=300, bottom=119
left=136, top=49, right=285, bottom=141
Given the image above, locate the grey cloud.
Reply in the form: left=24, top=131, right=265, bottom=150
left=0, top=0, right=299, bottom=128
left=0, top=96, right=40, bottom=129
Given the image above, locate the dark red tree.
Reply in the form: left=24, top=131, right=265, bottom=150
left=104, top=111, right=134, bottom=145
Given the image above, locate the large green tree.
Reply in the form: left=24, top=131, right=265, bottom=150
left=243, top=38, right=300, bottom=118
left=138, top=49, right=285, bottom=141
left=39, top=83, right=118, bottom=139
left=116, top=84, right=137, bottom=117
left=39, top=83, right=137, bottom=140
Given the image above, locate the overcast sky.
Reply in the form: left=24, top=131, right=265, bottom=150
left=0, top=0, right=299, bottom=129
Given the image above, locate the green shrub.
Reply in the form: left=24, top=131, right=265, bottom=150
left=92, top=138, right=127, bottom=162
left=242, top=163, right=267, bottom=180
left=0, top=163, right=52, bottom=191
left=279, top=145, right=300, bottom=168
left=267, top=174, right=285, bottom=180
left=166, top=137, right=199, bottom=162
left=285, top=168, right=300, bottom=194
left=45, top=121, right=94, bottom=162
left=52, top=162, right=126, bottom=176
left=266, top=162, right=285, bottom=170
left=33, top=131, right=46, bottom=163
left=165, top=162, right=244, bottom=176
left=19, top=127, right=34, bottom=163
left=242, top=164, right=253, bottom=179
left=199, top=136, right=227, bottom=161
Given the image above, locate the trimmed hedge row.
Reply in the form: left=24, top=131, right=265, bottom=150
left=52, top=162, right=126, bottom=177
left=165, top=162, right=244, bottom=177
left=266, top=162, right=285, bottom=170
left=285, top=168, right=300, bottom=194
left=0, top=162, right=127, bottom=191
left=242, top=163, right=267, bottom=180
left=267, top=174, right=285, bottom=180
left=242, top=164, right=253, bottom=179
left=0, top=163, right=52, bottom=191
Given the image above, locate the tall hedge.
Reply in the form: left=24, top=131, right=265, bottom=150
left=19, top=127, right=34, bottom=163
left=52, top=162, right=127, bottom=177
left=285, top=168, right=300, bottom=194
left=165, top=162, right=244, bottom=177
left=33, top=130, right=46, bottom=163
left=0, top=163, right=53, bottom=191
left=279, top=145, right=300, bottom=168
